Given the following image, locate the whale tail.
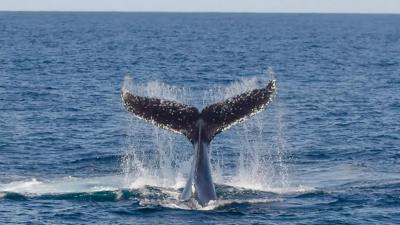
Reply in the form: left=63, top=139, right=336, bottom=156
left=121, top=80, right=276, bottom=143
left=122, top=79, right=276, bottom=206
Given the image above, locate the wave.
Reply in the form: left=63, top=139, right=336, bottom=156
left=66, top=154, right=121, bottom=164
left=0, top=175, right=313, bottom=210
left=0, top=176, right=124, bottom=196
left=8, top=175, right=394, bottom=212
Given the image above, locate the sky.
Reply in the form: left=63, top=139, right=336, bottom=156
left=0, top=0, right=399, bottom=14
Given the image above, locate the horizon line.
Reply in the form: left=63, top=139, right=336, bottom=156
left=0, top=10, right=399, bottom=15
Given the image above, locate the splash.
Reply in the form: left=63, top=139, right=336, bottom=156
left=121, top=77, right=193, bottom=189
left=225, top=70, right=290, bottom=190
left=121, top=69, right=290, bottom=193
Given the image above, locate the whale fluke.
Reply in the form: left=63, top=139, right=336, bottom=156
left=122, top=80, right=276, bottom=143
left=121, top=79, right=277, bottom=206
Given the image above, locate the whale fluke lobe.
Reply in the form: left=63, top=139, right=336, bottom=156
left=200, top=80, right=276, bottom=141
left=121, top=88, right=200, bottom=143
left=121, top=79, right=276, bottom=206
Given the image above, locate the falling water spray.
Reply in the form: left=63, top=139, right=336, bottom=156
left=121, top=69, right=289, bottom=191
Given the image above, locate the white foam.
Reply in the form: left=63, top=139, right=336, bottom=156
left=0, top=174, right=316, bottom=212
left=0, top=176, right=125, bottom=195
left=225, top=175, right=314, bottom=194
left=200, top=198, right=281, bottom=211
left=143, top=197, right=282, bottom=211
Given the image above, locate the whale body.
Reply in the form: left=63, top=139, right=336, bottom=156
left=121, top=79, right=276, bottom=206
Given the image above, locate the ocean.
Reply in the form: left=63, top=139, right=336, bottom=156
left=0, top=12, right=399, bottom=224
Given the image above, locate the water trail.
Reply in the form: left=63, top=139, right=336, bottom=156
left=121, top=69, right=290, bottom=192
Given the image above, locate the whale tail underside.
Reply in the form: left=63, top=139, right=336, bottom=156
left=121, top=80, right=276, bottom=143
left=121, top=89, right=200, bottom=142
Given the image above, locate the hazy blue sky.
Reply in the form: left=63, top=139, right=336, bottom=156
left=0, top=0, right=399, bottom=13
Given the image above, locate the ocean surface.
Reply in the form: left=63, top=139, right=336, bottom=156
left=0, top=12, right=399, bottom=224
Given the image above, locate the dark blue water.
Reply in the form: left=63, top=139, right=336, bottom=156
left=1, top=12, right=400, bottom=224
